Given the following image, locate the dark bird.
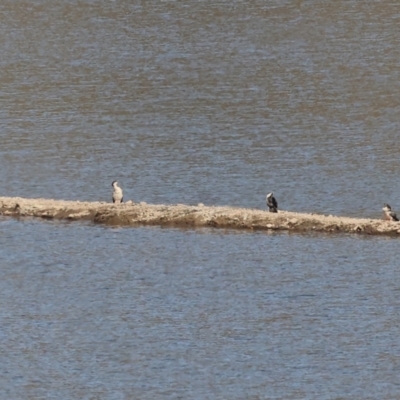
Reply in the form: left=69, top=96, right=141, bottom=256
left=112, top=181, right=123, bottom=204
left=266, top=192, right=278, bottom=213
left=382, top=203, right=398, bottom=221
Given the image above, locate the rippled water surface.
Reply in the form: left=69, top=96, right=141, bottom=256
left=1, top=0, right=400, bottom=398
left=1, top=218, right=400, bottom=399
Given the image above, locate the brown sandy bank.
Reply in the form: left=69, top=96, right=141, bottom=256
left=0, top=196, right=398, bottom=236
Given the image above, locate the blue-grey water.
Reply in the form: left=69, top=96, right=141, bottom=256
left=1, top=1, right=400, bottom=398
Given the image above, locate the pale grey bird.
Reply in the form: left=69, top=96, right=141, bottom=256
left=111, top=181, right=123, bottom=204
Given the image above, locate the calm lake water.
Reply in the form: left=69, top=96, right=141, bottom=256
left=1, top=1, right=400, bottom=398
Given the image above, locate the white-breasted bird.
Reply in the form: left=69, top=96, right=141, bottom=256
left=112, top=181, right=123, bottom=204
left=382, top=203, right=398, bottom=221
left=266, top=192, right=278, bottom=213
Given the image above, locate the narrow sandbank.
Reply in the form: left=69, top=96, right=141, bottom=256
left=0, top=196, right=398, bottom=236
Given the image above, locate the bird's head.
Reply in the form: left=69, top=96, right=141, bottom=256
left=383, top=203, right=391, bottom=211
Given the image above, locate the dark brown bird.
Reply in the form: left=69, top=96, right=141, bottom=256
left=266, top=192, right=278, bottom=213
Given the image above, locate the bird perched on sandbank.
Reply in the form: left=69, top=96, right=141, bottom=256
left=266, top=192, right=278, bottom=213
left=382, top=203, right=398, bottom=221
left=112, top=181, right=123, bottom=204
